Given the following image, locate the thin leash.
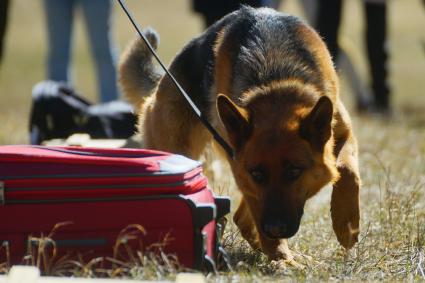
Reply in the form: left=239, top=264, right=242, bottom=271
left=116, top=0, right=234, bottom=160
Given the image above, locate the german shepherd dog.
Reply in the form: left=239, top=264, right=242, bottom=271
left=119, top=6, right=361, bottom=263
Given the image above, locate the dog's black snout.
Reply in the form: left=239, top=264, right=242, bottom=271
left=262, top=221, right=287, bottom=239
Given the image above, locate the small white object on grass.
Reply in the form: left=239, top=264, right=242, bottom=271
left=6, top=266, right=39, bottom=283
left=175, top=273, right=206, bottom=283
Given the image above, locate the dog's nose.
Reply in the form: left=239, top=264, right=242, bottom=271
left=262, top=221, right=287, bottom=238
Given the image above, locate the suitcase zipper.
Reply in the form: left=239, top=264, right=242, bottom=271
left=30, top=145, right=164, bottom=158
left=3, top=174, right=208, bottom=204
left=1, top=166, right=203, bottom=181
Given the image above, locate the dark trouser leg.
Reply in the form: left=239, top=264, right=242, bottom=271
left=0, top=0, right=10, bottom=64
left=365, top=2, right=390, bottom=111
left=204, top=13, right=224, bottom=28
left=316, top=0, right=343, bottom=61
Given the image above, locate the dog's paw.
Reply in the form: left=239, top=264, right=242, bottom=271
left=331, top=167, right=360, bottom=249
left=270, top=259, right=287, bottom=270
left=332, top=219, right=359, bottom=249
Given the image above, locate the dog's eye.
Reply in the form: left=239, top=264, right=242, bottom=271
left=249, top=168, right=266, bottom=184
left=284, top=166, right=304, bottom=181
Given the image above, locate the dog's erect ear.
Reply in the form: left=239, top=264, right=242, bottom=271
left=217, top=94, right=250, bottom=151
left=300, top=96, right=333, bottom=151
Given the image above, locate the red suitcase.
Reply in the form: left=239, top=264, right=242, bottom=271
left=0, top=145, right=230, bottom=270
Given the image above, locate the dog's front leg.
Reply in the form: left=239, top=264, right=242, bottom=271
left=233, top=198, right=261, bottom=250
left=331, top=108, right=361, bottom=249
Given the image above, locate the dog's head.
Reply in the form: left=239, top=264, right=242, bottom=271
left=217, top=82, right=338, bottom=239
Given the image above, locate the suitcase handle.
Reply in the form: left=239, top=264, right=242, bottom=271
left=28, top=237, right=108, bottom=249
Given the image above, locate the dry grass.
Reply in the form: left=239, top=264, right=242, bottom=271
left=1, top=223, right=183, bottom=281
left=212, top=117, right=425, bottom=281
left=1, top=0, right=424, bottom=281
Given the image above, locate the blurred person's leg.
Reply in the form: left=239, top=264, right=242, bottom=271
left=192, top=0, right=213, bottom=27
left=364, top=0, right=390, bottom=112
left=194, top=0, right=265, bottom=28
left=315, top=0, right=374, bottom=112
left=0, top=0, right=10, bottom=64
left=203, top=12, right=227, bottom=27
left=44, top=0, right=75, bottom=82
left=81, top=0, right=119, bottom=103
left=261, top=0, right=282, bottom=9
left=316, top=0, right=343, bottom=61
left=337, top=39, right=373, bottom=111
left=299, top=0, right=318, bottom=25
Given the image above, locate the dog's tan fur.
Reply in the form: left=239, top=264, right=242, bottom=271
left=119, top=7, right=360, bottom=264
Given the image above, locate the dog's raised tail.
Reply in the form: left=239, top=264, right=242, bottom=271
left=118, top=28, right=164, bottom=109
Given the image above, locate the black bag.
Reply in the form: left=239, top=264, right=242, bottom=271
left=30, top=81, right=137, bottom=145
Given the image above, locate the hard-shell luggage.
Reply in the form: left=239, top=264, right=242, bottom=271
left=0, top=145, right=230, bottom=270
